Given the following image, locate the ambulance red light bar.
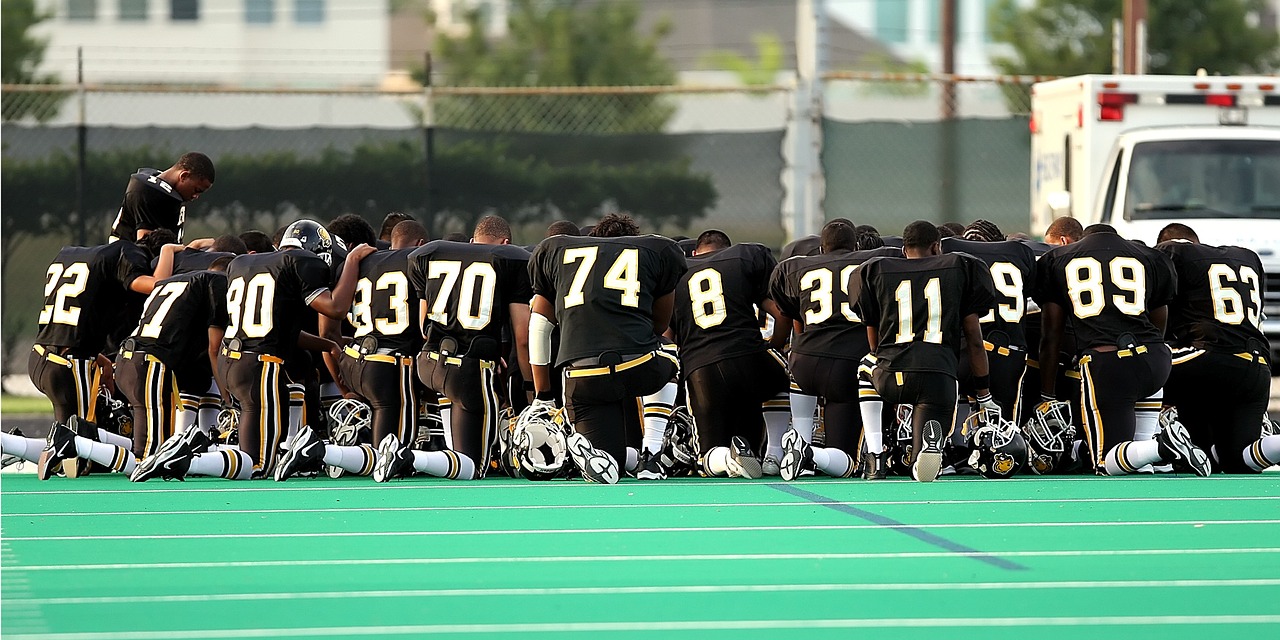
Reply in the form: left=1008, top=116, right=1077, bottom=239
left=1166, top=93, right=1237, bottom=106
left=1096, top=92, right=1136, bottom=121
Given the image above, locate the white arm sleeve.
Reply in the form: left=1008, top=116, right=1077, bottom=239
left=529, top=311, right=554, bottom=366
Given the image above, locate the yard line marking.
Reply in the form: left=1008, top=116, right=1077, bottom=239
left=10, top=547, right=1280, bottom=572
left=6, top=615, right=1280, bottom=639
left=770, top=483, right=1025, bottom=570
left=5, top=474, right=1268, bottom=495
left=6, top=519, right=1277, bottom=542
left=10, top=578, right=1280, bottom=606
left=6, top=495, right=1276, bottom=518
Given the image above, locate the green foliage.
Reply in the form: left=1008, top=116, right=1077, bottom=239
left=701, top=33, right=785, bottom=87
left=424, top=0, right=677, bottom=133
left=1, top=0, right=66, bottom=122
left=990, top=0, right=1280, bottom=77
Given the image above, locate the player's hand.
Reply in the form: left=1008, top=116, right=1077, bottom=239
left=346, top=243, right=376, bottom=262
left=972, top=393, right=1000, bottom=421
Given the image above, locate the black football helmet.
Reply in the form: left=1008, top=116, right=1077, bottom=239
left=964, top=407, right=1027, bottom=479
left=279, top=219, right=335, bottom=265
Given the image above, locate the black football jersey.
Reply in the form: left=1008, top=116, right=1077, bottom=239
left=769, top=247, right=902, bottom=360
left=340, top=248, right=423, bottom=355
left=670, top=243, right=776, bottom=375
left=1033, top=232, right=1177, bottom=350
left=223, top=250, right=332, bottom=356
left=941, top=238, right=1037, bottom=348
left=530, top=235, right=687, bottom=366
left=109, top=169, right=185, bottom=242
left=1156, top=240, right=1268, bottom=352
left=152, top=248, right=235, bottom=275
left=131, top=270, right=229, bottom=364
left=35, top=243, right=153, bottom=357
left=781, top=235, right=821, bottom=260
left=408, top=241, right=532, bottom=353
left=854, top=253, right=996, bottom=375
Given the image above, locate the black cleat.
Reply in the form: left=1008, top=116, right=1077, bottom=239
left=130, top=430, right=197, bottom=482
left=913, top=420, right=945, bottom=483
left=778, top=429, right=814, bottom=482
left=727, top=436, right=763, bottom=480
left=372, top=434, right=416, bottom=483
left=861, top=449, right=890, bottom=480
left=274, top=426, right=326, bottom=481
left=1156, top=412, right=1212, bottom=477
left=635, top=449, right=667, bottom=480
left=37, top=422, right=78, bottom=480
left=2, top=427, right=26, bottom=470
left=566, top=432, right=620, bottom=484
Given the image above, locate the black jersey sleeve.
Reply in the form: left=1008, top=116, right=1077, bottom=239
left=207, top=273, right=230, bottom=329
left=653, top=240, right=688, bottom=297
left=747, top=244, right=777, bottom=303
left=853, top=258, right=885, bottom=328
left=767, top=260, right=799, bottom=320
left=1147, top=248, right=1178, bottom=309
left=959, top=253, right=998, bottom=319
left=295, top=254, right=333, bottom=304
left=528, top=241, right=555, bottom=300
left=115, top=242, right=153, bottom=292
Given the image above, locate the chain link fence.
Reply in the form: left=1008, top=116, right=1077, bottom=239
left=1, top=76, right=1040, bottom=375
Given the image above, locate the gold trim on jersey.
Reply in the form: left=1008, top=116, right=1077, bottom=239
left=33, top=344, right=72, bottom=367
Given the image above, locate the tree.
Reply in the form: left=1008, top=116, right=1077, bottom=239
left=701, top=33, right=784, bottom=88
left=1, top=0, right=65, bottom=122
left=422, top=0, right=677, bottom=133
left=990, top=0, right=1279, bottom=77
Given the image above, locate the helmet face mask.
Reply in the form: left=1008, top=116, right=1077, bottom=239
left=327, top=398, right=372, bottom=445
left=279, top=219, right=335, bottom=266
left=965, top=409, right=1027, bottom=479
left=1020, top=400, right=1074, bottom=475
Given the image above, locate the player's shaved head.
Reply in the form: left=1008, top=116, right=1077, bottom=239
left=545, top=220, right=582, bottom=238
left=820, top=220, right=857, bottom=253
left=391, top=220, right=429, bottom=249
left=902, top=220, right=941, bottom=252
left=1156, top=223, right=1199, bottom=244
left=1045, top=217, right=1084, bottom=244
left=695, top=229, right=732, bottom=254
left=473, top=215, right=513, bottom=244
left=1083, top=223, right=1117, bottom=236
left=589, top=213, right=640, bottom=238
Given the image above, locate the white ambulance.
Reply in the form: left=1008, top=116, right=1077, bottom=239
left=1030, top=74, right=1280, bottom=356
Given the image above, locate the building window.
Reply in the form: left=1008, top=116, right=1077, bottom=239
left=171, top=0, right=198, bottom=20
left=874, top=0, right=907, bottom=44
left=66, top=0, right=97, bottom=21
left=246, top=0, right=274, bottom=24
left=295, top=0, right=323, bottom=24
left=118, top=0, right=147, bottom=21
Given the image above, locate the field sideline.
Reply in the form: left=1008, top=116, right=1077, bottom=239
left=2, top=473, right=1278, bottom=639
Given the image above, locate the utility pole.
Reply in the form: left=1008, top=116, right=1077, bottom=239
left=1122, top=0, right=1148, bottom=74
left=939, top=0, right=958, bottom=224
left=784, top=0, right=826, bottom=242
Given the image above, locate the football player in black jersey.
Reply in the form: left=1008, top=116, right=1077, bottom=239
left=771, top=221, right=902, bottom=480
left=278, top=222, right=432, bottom=482
left=1035, top=224, right=1210, bottom=476
left=373, top=215, right=535, bottom=482
left=1155, top=224, right=1279, bottom=473
left=108, top=152, right=214, bottom=243
left=670, top=230, right=788, bottom=479
left=941, top=233, right=1036, bottom=421
left=218, top=219, right=373, bottom=479
left=24, top=240, right=183, bottom=479
left=848, top=220, right=997, bottom=483
left=527, top=214, right=687, bottom=484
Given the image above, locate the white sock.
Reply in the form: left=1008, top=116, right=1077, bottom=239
left=861, top=400, right=884, bottom=454
left=178, top=393, right=200, bottom=433
left=411, top=449, right=475, bottom=480
left=812, top=446, right=854, bottom=477
left=287, top=383, right=305, bottom=443
left=702, top=446, right=731, bottom=477
left=626, top=447, right=639, bottom=472
left=188, top=449, right=253, bottom=480
left=1135, top=390, right=1162, bottom=441
left=323, top=443, right=376, bottom=475
left=74, top=436, right=135, bottom=474
left=1243, top=434, right=1280, bottom=471
left=641, top=382, right=677, bottom=454
left=198, top=395, right=221, bottom=435
left=763, top=392, right=790, bottom=460
left=440, top=405, right=453, bottom=447
left=2, top=433, right=46, bottom=463
left=1103, top=440, right=1161, bottom=476
left=96, top=428, right=132, bottom=449
left=789, top=392, right=818, bottom=443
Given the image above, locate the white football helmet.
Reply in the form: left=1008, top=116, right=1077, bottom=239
left=512, top=402, right=570, bottom=481
left=328, top=398, right=372, bottom=445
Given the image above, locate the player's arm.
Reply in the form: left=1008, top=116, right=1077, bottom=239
left=865, top=325, right=878, bottom=353
left=207, top=325, right=226, bottom=396
left=529, top=294, right=557, bottom=397
left=185, top=237, right=215, bottom=250
left=650, top=291, right=675, bottom=336
left=508, top=301, right=533, bottom=381
left=309, top=244, right=376, bottom=319
left=129, top=243, right=184, bottom=294
left=1149, top=304, right=1168, bottom=335
left=95, top=353, right=116, bottom=395
left=760, top=298, right=789, bottom=350
left=1038, top=300, right=1065, bottom=398
left=317, top=314, right=353, bottom=396
left=961, top=312, right=991, bottom=398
